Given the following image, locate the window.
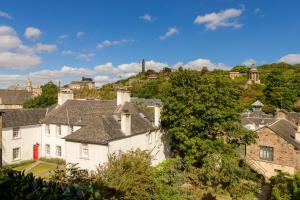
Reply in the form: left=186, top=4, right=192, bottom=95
left=81, top=144, right=89, bottom=158
left=57, top=125, right=61, bottom=136
left=56, top=146, right=62, bottom=157
left=45, top=125, right=50, bottom=136
left=13, top=127, right=20, bottom=139
left=45, top=144, right=50, bottom=155
left=13, top=147, right=20, bottom=160
left=259, top=146, right=273, bottom=161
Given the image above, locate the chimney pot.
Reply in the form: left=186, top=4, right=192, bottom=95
left=117, top=90, right=131, bottom=106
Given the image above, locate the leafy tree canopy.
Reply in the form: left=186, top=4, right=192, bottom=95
left=161, top=69, right=256, bottom=165
left=23, top=82, right=59, bottom=108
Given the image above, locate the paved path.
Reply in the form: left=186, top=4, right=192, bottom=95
left=256, top=182, right=272, bottom=200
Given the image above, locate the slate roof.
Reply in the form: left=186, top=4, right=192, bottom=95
left=41, top=100, right=117, bottom=126
left=41, top=99, right=157, bottom=145
left=1, top=108, right=47, bottom=128
left=131, top=97, right=162, bottom=106
left=0, top=90, right=33, bottom=105
left=267, top=119, right=300, bottom=149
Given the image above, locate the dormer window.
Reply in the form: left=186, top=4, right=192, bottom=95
left=68, top=125, right=73, bottom=134
left=13, top=127, right=20, bottom=139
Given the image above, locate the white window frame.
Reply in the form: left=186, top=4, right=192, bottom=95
left=45, top=125, right=50, bottom=136
left=80, top=144, right=89, bottom=159
left=12, top=127, right=21, bottom=139
left=259, top=145, right=273, bottom=161
left=56, top=145, right=62, bottom=157
left=12, top=147, right=21, bottom=161
left=45, top=144, right=50, bottom=155
left=56, top=125, right=62, bottom=136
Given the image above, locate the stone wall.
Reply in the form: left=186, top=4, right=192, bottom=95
left=247, top=127, right=300, bottom=177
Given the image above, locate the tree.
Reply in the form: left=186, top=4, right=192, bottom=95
left=96, top=150, right=160, bottom=200
left=24, top=82, right=59, bottom=108
left=231, top=65, right=249, bottom=73
left=161, top=69, right=256, bottom=165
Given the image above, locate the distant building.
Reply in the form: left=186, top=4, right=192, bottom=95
left=0, top=90, right=33, bottom=109
left=66, top=77, right=95, bottom=90
left=229, top=71, right=241, bottom=79
left=247, top=64, right=260, bottom=85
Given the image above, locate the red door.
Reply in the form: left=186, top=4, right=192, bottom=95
left=33, top=144, right=39, bottom=159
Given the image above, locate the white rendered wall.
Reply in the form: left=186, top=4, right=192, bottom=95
left=2, top=125, right=42, bottom=166
left=65, top=141, right=108, bottom=171
left=108, top=130, right=167, bottom=166
left=41, top=124, right=81, bottom=159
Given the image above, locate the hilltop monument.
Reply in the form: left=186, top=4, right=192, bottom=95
left=142, top=59, right=145, bottom=73
left=247, top=64, right=260, bottom=85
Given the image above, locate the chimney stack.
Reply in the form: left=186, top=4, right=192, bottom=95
left=58, top=89, right=74, bottom=105
left=121, top=110, right=131, bottom=136
left=117, top=90, right=131, bottom=106
left=154, top=106, right=161, bottom=127
left=296, top=119, right=300, bottom=142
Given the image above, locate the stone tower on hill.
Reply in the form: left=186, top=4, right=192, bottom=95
left=142, top=59, right=145, bottom=73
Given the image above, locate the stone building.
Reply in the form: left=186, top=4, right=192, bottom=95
left=242, top=100, right=300, bottom=178
left=247, top=64, right=260, bottom=85
left=66, top=77, right=95, bottom=90
left=246, top=119, right=300, bottom=178
left=0, top=90, right=33, bottom=109
left=229, top=71, right=241, bottom=79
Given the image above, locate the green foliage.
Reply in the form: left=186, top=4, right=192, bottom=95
left=24, top=81, right=59, bottom=108
left=270, top=171, right=300, bottom=200
left=96, top=150, right=159, bottom=200
left=260, top=63, right=300, bottom=111
left=39, top=157, right=66, bottom=165
left=161, top=69, right=256, bottom=165
left=73, top=88, right=100, bottom=99
left=231, top=65, right=249, bottom=73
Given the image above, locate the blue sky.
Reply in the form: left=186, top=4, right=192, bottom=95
left=0, top=0, right=300, bottom=88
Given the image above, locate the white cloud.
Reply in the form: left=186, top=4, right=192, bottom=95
left=24, top=27, right=42, bottom=39
left=76, top=31, right=85, bottom=38
left=174, top=58, right=230, bottom=70
left=0, top=25, right=21, bottom=50
left=58, top=34, right=68, bottom=40
left=0, top=26, right=57, bottom=69
left=94, top=75, right=109, bottom=82
left=278, top=54, right=300, bottom=64
left=97, top=39, right=134, bottom=48
left=160, top=27, right=178, bottom=40
left=0, top=52, right=41, bottom=69
left=254, top=8, right=261, bottom=14
left=34, top=43, right=57, bottom=53
left=0, top=11, right=13, bottom=20
left=62, top=50, right=95, bottom=61
left=94, top=62, right=120, bottom=74
left=242, top=58, right=256, bottom=66
left=194, top=6, right=244, bottom=30
left=139, top=13, right=155, bottom=22
left=29, top=66, right=95, bottom=79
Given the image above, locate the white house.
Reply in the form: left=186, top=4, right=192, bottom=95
left=39, top=90, right=168, bottom=171
left=0, top=109, right=46, bottom=166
